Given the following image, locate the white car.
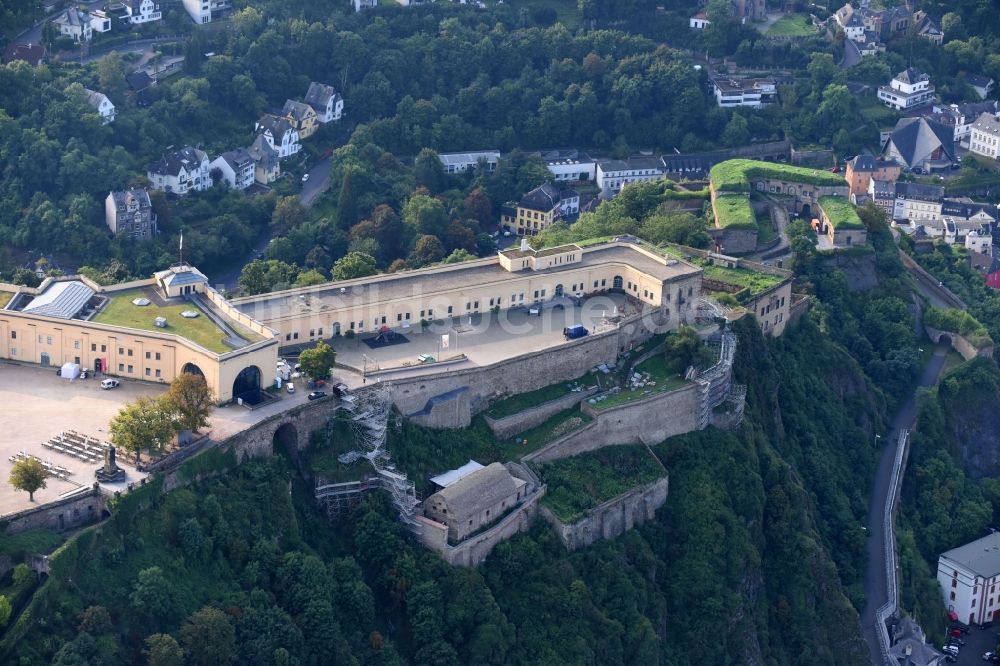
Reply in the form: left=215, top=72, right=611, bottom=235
left=286, top=383, right=295, bottom=394
left=301, top=173, right=310, bottom=183
left=100, top=379, right=120, bottom=390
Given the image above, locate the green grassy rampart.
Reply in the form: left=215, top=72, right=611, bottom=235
left=710, top=159, right=845, bottom=193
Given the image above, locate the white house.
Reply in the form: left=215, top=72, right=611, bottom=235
left=969, top=112, right=1000, bottom=160
left=147, top=146, right=210, bottom=195
left=966, top=74, right=996, bottom=101
left=689, top=12, right=710, bottom=29
left=353, top=0, right=377, bottom=10
left=181, top=0, right=230, bottom=24
left=531, top=149, right=596, bottom=182
left=255, top=115, right=300, bottom=159
left=893, top=182, right=944, bottom=223
left=559, top=189, right=580, bottom=217
left=878, top=68, right=935, bottom=111
left=210, top=148, right=255, bottom=190
left=711, top=77, right=777, bottom=109
left=303, top=82, right=344, bottom=123
left=125, top=0, right=162, bottom=24
left=834, top=3, right=866, bottom=41
left=596, top=157, right=664, bottom=198
left=52, top=9, right=93, bottom=42
left=938, top=532, right=1000, bottom=626
left=89, top=9, right=112, bottom=33
left=962, top=226, right=992, bottom=255
left=437, top=151, right=501, bottom=174
left=83, top=88, right=115, bottom=124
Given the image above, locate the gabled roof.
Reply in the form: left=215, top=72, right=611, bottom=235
left=304, top=82, right=341, bottom=109
left=871, top=179, right=895, bottom=198
left=895, top=182, right=944, bottom=202
left=885, top=117, right=956, bottom=168
left=53, top=8, right=88, bottom=28
left=966, top=74, right=995, bottom=89
left=148, top=146, right=208, bottom=177
left=256, top=114, right=295, bottom=143
left=849, top=153, right=898, bottom=172
left=428, top=463, right=526, bottom=525
left=247, top=134, right=279, bottom=168
left=22, top=281, right=94, bottom=319
left=3, top=43, right=44, bottom=66
left=215, top=148, right=253, bottom=171
left=430, top=460, right=484, bottom=488
left=282, top=99, right=315, bottom=122
left=126, top=71, right=154, bottom=91
left=895, top=68, right=928, bottom=85
left=942, top=198, right=997, bottom=221
left=519, top=182, right=562, bottom=212
left=83, top=88, right=110, bottom=109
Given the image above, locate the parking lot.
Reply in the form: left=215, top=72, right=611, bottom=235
left=945, top=623, right=1000, bottom=664
left=0, top=361, right=164, bottom=516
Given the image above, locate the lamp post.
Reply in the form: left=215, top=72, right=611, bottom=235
left=874, top=433, right=881, bottom=447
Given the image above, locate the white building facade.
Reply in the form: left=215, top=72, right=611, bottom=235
left=969, top=113, right=1000, bottom=160
left=147, top=147, right=210, bottom=195
left=125, top=0, right=162, bottom=24
left=210, top=149, right=255, bottom=190
left=596, top=158, right=664, bottom=198
left=878, top=68, right=935, bottom=111
left=181, top=0, right=230, bottom=24
left=938, top=532, right=1000, bottom=626
left=711, top=77, right=777, bottom=109
left=304, top=82, right=344, bottom=123
left=83, top=89, right=115, bottom=124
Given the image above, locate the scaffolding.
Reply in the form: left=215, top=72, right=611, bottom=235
left=318, top=382, right=421, bottom=530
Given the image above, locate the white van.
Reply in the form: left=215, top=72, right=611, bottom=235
left=100, top=379, right=120, bottom=390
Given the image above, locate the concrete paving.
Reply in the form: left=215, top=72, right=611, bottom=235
left=0, top=362, right=163, bottom=516
left=329, top=292, right=642, bottom=378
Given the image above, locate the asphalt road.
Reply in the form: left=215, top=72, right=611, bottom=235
left=860, top=342, right=949, bottom=665
left=208, top=233, right=272, bottom=292
left=12, top=0, right=107, bottom=47
left=840, top=39, right=861, bottom=69
left=299, top=156, right=332, bottom=207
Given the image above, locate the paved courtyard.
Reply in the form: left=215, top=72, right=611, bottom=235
left=330, top=292, right=644, bottom=379
left=0, top=362, right=166, bottom=516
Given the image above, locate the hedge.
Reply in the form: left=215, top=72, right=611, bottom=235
left=710, top=159, right=845, bottom=192
left=818, top=196, right=864, bottom=229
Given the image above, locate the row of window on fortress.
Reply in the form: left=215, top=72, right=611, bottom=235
left=8, top=333, right=165, bottom=375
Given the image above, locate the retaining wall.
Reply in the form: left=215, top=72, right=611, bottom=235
left=3, top=487, right=107, bottom=536
left=483, top=387, right=598, bottom=439
left=526, top=382, right=703, bottom=463
left=539, top=475, right=669, bottom=551
left=925, top=325, right=994, bottom=361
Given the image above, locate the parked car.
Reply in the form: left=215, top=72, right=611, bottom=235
left=563, top=325, right=589, bottom=340
left=948, top=637, right=966, bottom=646
left=950, top=624, right=970, bottom=634
left=100, top=379, right=120, bottom=390
left=950, top=628, right=964, bottom=638
left=417, top=353, right=435, bottom=363
left=313, top=379, right=326, bottom=388
left=301, top=173, right=310, bottom=182
left=286, top=383, right=295, bottom=394
left=307, top=391, right=326, bottom=401
left=941, top=645, right=958, bottom=657
left=332, top=382, right=349, bottom=397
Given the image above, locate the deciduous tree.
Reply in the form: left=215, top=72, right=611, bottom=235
left=109, top=396, right=175, bottom=462
left=331, top=251, right=377, bottom=280
left=8, top=457, right=46, bottom=501
left=165, top=373, right=213, bottom=434
left=299, top=340, right=336, bottom=381
left=181, top=607, right=236, bottom=666
left=145, top=634, right=183, bottom=666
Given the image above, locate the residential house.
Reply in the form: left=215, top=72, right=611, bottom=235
left=596, top=157, right=664, bottom=198
left=941, top=198, right=998, bottom=227
left=912, top=10, right=943, bottom=45
left=859, top=4, right=911, bottom=41
left=500, top=182, right=577, bottom=236
left=886, top=618, right=944, bottom=666
left=834, top=4, right=865, bottom=41
left=844, top=154, right=900, bottom=199
left=437, top=151, right=501, bottom=174
left=881, top=117, right=957, bottom=172
left=126, top=71, right=155, bottom=93
left=966, top=74, right=996, bottom=101
left=210, top=149, right=255, bottom=190
left=868, top=179, right=896, bottom=218
left=247, top=134, right=280, bottom=185
left=83, top=89, right=115, bottom=124
left=52, top=9, right=93, bottom=42
left=424, top=463, right=527, bottom=544
left=105, top=189, right=157, bottom=240
left=303, top=82, right=344, bottom=123
left=962, top=226, right=992, bottom=255
left=255, top=115, right=300, bottom=159
left=878, top=68, right=935, bottom=111
left=986, top=257, right=1000, bottom=290
left=146, top=146, right=210, bottom=195
left=969, top=112, right=1000, bottom=160
left=857, top=32, right=884, bottom=57
left=893, top=182, right=944, bottom=224
left=181, top=0, right=230, bottom=24
left=281, top=100, right=318, bottom=140
left=938, top=531, right=1000, bottom=626
left=125, top=0, right=162, bottom=24
left=930, top=101, right=999, bottom=145
left=353, top=0, right=377, bottom=10
left=689, top=12, right=710, bottom=29
left=711, top=76, right=777, bottom=109
left=531, top=149, right=596, bottom=182
left=2, top=43, right=45, bottom=67
left=89, top=9, right=112, bottom=33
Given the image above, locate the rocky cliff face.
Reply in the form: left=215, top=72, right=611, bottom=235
left=954, top=399, right=1000, bottom=480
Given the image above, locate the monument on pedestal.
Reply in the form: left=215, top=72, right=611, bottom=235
left=95, top=445, right=126, bottom=482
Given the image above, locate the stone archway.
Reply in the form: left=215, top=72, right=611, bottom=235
left=273, top=422, right=300, bottom=466
left=182, top=362, right=205, bottom=378
left=232, top=365, right=262, bottom=404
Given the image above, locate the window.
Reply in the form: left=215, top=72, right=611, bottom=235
left=951, top=591, right=957, bottom=601
left=146, top=351, right=151, bottom=359
left=119, top=347, right=124, bottom=355
left=420, top=310, right=425, bottom=318
left=293, top=332, right=299, bottom=339
left=318, top=328, right=323, bottom=336
left=47, top=336, right=53, bottom=345
left=427, top=309, right=433, bottom=317
left=73, top=340, right=80, bottom=350
left=309, top=329, right=315, bottom=337
left=38, top=335, right=43, bottom=343
left=10, top=331, right=14, bottom=340
left=397, top=313, right=403, bottom=321
left=447, top=306, right=453, bottom=315
left=155, top=352, right=160, bottom=361
left=953, top=580, right=958, bottom=588
left=155, top=369, right=161, bottom=378
left=127, top=365, right=133, bottom=373
left=145, top=368, right=151, bottom=376
left=101, top=345, right=106, bottom=353
left=118, top=363, right=124, bottom=372
left=286, top=333, right=291, bottom=341
left=9, top=347, right=15, bottom=357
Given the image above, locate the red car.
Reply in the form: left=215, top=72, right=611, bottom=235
left=948, top=628, right=962, bottom=638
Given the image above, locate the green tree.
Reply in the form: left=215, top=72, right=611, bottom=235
left=663, top=325, right=714, bottom=374
left=0, top=595, right=11, bottom=627
left=109, top=396, right=175, bottom=462
left=8, top=457, right=46, bottom=501
left=414, top=148, right=446, bottom=193
left=145, top=634, right=184, bottom=666
left=442, top=248, right=476, bottom=264
left=464, top=187, right=493, bottom=229
left=238, top=260, right=269, bottom=296
left=299, top=340, right=336, bottom=381
left=164, top=373, right=213, bottom=434
left=720, top=113, right=750, bottom=147
left=403, top=194, right=448, bottom=238
left=271, top=196, right=306, bottom=235
left=130, top=567, right=176, bottom=620
left=294, top=269, right=326, bottom=287
left=181, top=607, right=236, bottom=666
left=331, top=251, right=377, bottom=280
left=640, top=209, right=710, bottom=247
left=97, top=51, right=126, bottom=100
left=409, top=235, right=446, bottom=266
left=336, top=170, right=359, bottom=231
left=78, top=606, right=113, bottom=634
left=13, top=563, right=34, bottom=587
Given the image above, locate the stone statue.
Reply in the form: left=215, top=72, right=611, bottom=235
left=95, top=445, right=126, bottom=482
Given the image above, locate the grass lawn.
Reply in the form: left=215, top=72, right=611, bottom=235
left=711, top=159, right=845, bottom=192
left=93, top=289, right=233, bottom=353
left=486, top=375, right=595, bottom=419
left=0, top=291, right=13, bottom=309
left=766, top=14, right=818, bottom=36
left=539, top=445, right=665, bottom=522
left=699, top=262, right=785, bottom=295
left=713, top=195, right=757, bottom=229
left=499, top=409, right=593, bottom=459
left=589, top=354, right=689, bottom=410
left=756, top=212, right=778, bottom=245
left=0, top=529, right=63, bottom=558
left=818, top=196, right=864, bottom=229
